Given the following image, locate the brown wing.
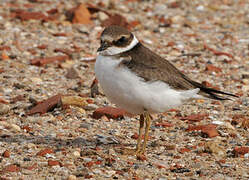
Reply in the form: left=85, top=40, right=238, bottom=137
left=119, top=43, right=237, bottom=100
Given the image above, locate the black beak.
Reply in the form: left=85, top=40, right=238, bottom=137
left=97, top=42, right=109, bottom=52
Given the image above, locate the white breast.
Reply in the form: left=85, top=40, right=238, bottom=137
left=95, top=55, right=201, bottom=115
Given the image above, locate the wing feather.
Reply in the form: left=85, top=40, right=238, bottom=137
left=118, top=43, right=237, bottom=100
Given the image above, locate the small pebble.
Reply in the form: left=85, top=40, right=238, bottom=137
left=84, top=104, right=99, bottom=110
left=22, top=169, right=34, bottom=175
left=0, top=104, right=10, bottom=115
left=98, top=12, right=109, bottom=21
left=83, top=157, right=92, bottom=162
left=196, top=5, right=204, bottom=11
left=10, top=124, right=21, bottom=132
left=73, top=151, right=81, bottom=158
left=104, top=170, right=116, bottom=178
left=67, top=175, right=77, bottom=180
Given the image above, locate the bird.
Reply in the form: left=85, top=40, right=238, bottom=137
left=94, top=25, right=237, bottom=156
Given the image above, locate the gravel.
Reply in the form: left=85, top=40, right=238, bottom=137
left=0, top=0, right=248, bottom=179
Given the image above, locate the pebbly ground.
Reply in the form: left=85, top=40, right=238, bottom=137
left=0, top=0, right=248, bottom=179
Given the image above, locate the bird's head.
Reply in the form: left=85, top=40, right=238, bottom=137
left=97, top=25, right=139, bottom=56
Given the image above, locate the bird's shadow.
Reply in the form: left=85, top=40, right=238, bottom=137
left=0, top=134, right=128, bottom=150
left=0, top=134, right=90, bottom=148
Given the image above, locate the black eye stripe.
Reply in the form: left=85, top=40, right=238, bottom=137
left=118, top=36, right=126, bottom=42
left=114, top=36, right=128, bottom=45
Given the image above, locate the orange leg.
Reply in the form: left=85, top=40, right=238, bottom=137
left=140, top=112, right=151, bottom=154
left=122, top=114, right=144, bottom=155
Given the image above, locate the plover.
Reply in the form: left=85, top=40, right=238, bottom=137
left=95, top=25, right=237, bottom=156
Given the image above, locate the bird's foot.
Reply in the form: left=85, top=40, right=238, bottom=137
left=121, top=148, right=144, bottom=156
left=122, top=148, right=139, bottom=155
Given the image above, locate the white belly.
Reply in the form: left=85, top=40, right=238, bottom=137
left=95, top=55, right=201, bottom=114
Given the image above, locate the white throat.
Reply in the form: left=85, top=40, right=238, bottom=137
left=98, top=35, right=139, bottom=56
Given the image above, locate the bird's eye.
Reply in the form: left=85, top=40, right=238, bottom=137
left=115, top=36, right=127, bottom=45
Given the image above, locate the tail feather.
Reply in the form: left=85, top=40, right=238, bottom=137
left=190, top=80, right=238, bottom=100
